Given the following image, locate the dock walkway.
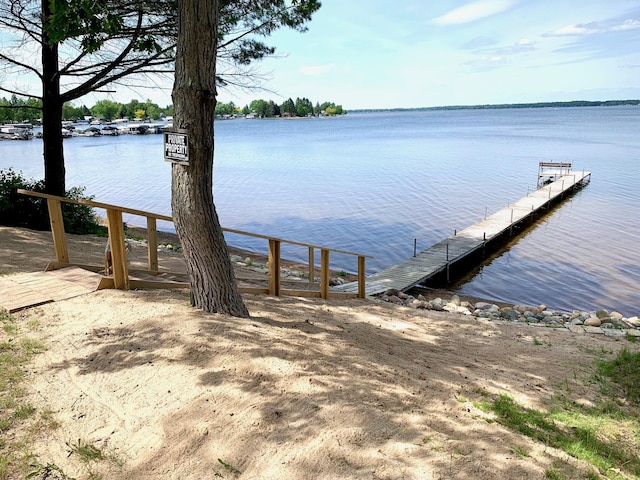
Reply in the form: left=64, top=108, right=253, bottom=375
left=333, top=171, right=591, bottom=296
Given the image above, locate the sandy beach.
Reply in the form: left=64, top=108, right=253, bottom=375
left=1, top=225, right=637, bottom=479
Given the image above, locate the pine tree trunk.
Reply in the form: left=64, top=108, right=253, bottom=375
left=41, top=1, right=65, bottom=197
left=171, top=0, right=249, bottom=317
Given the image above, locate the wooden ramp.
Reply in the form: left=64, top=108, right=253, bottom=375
left=333, top=171, right=591, bottom=296
left=0, top=266, right=107, bottom=313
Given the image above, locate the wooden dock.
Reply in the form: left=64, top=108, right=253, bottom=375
left=333, top=170, right=591, bottom=296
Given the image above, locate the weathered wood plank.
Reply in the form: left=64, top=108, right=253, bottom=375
left=0, top=267, right=104, bottom=312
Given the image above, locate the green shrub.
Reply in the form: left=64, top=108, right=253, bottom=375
left=0, top=168, right=101, bottom=234
left=0, top=168, right=49, bottom=230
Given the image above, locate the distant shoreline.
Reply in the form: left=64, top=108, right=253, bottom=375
left=352, top=99, right=640, bottom=113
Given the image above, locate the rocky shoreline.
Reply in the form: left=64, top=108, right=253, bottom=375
left=378, top=288, right=640, bottom=337
left=149, top=235, right=640, bottom=338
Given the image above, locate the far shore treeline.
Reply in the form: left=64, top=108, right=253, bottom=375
left=351, top=99, right=640, bottom=113
left=2, top=95, right=639, bottom=125
left=0, top=95, right=346, bottom=124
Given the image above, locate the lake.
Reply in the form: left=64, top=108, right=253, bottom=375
left=2, top=106, right=639, bottom=316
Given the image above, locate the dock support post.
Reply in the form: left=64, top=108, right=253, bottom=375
left=446, top=243, right=450, bottom=283
left=413, top=238, right=417, bottom=257
left=510, top=209, right=514, bottom=236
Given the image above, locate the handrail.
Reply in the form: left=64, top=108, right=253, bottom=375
left=17, top=189, right=371, bottom=299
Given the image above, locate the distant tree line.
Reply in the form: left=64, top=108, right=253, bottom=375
left=86, top=99, right=174, bottom=121
left=353, top=99, right=640, bottom=113
left=0, top=96, right=174, bottom=123
left=0, top=95, right=43, bottom=124
left=1, top=95, right=346, bottom=124
left=216, top=98, right=346, bottom=118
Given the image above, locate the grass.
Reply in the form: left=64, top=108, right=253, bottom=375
left=596, top=347, right=640, bottom=402
left=66, top=439, right=103, bottom=463
left=1, top=308, right=122, bottom=479
left=0, top=308, right=45, bottom=479
left=473, top=347, right=640, bottom=479
left=213, top=458, right=241, bottom=478
left=0, top=309, right=73, bottom=480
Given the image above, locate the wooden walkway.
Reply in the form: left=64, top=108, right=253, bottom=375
left=0, top=266, right=108, bottom=313
left=333, top=171, right=591, bottom=296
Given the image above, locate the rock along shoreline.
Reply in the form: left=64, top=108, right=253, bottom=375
left=148, top=236, right=640, bottom=338
left=378, top=289, right=640, bottom=338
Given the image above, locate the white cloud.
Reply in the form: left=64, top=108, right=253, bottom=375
left=546, top=17, right=640, bottom=37
left=300, top=64, right=335, bottom=76
left=612, top=19, right=640, bottom=31
left=432, top=0, right=518, bottom=25
left=517, top=38, right=534, bottom=46
left=547, top=24, right=598, bottom=36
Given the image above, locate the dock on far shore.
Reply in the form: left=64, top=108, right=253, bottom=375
left=333, top=167, right=592, bottom=297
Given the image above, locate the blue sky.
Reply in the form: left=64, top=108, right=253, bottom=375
left=209, top=0, right=640, bottom=110
left=89, top=0, right=640, bottom=110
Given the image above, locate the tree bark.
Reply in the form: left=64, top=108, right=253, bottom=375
left=171, top=0, right=249, bottom=317
left=41, top=0, right=65, bottom=196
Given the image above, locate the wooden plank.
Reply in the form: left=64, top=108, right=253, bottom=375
left=19, top=189, right=173, bottom=222
left=147, top=217, right=159, bottom=272
left=47, top=198, right=69, bottom=263
left=129, top=279, right=189, bottom=290
left=268, top=239, right=281, bottom=296
left=106, top=208, right=130, bottom=290
left=357, top=256, right=366, bottom=299
left=320, top=249, right=330, bottom=299
left=0, top=267, right=105, bottom=312
left=308, top=247, right=315, bottom=284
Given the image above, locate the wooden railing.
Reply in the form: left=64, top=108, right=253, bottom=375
left=18, top=189, right=371, bottom=299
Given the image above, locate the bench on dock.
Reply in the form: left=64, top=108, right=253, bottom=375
left=538, top=162, right=572, bottom=186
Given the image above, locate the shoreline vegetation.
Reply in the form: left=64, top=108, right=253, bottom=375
left=351, top=99, right=640, bottom=113
left=3, top=96, right=638, bottom=126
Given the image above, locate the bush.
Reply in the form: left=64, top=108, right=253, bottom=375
left=0, top=168, right=101, bottom=234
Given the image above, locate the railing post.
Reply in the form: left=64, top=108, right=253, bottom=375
left=46, top=198, right=69, bottom=264
left=106, top=208, right=129, bottom=290
left=268, top=239, right=281, bottom=296
left=357, top=256, right=366, bottom=298
left=308, top=246, right=315, bottom=284
left=147, top=217, right=158, bottom=272
left=320, top=249, right=330, bottom=299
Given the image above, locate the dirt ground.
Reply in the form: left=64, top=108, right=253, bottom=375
left=0, top=225, right=636, bottom=479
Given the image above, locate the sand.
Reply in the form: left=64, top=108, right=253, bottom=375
left=1, top=225, right=635, bottom=479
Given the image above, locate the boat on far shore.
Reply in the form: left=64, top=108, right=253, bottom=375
left=0, top=124, right=34, bottom=140
left=101, top=125, right=120, bottom=136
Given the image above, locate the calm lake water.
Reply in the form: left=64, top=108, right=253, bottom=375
left=2, top=107, right=639, bottom=316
